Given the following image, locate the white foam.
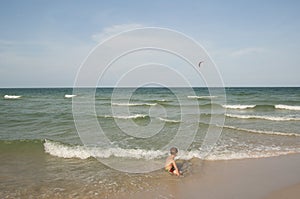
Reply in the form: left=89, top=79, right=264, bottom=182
left=104, top=114, right=148, bottom=119
left=223, top=104, right=256, bottom=109
left=177, top=150, right=203, bottom=160
left=4, top=95, right=21, bottom=99
left=172, top=148, right=300, bottom=161
left=205, top=150, right=300, bottom=161
left=112, top=102, right=157, bottom=106
left=223, top=125, right=300, bottom=137
left=156, top=99, right=169, bottom=102
left=64, top=94, right=76, bottom=98
left=44, top=139, right=166, bottom=160
left=226, top=113, right=300, bottom=121
left=187, top=95, right=217, bottom=99
left=275, top=104, right=300, bottom=111
left=43, top=140, right=300, bottom=161
left=158, top=117, right=181, bottom=123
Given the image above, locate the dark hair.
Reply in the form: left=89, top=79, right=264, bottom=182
left=170, top=147, right=178, bottom=155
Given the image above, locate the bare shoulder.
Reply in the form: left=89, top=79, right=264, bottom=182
left=165, top=156, right=174, bottom=166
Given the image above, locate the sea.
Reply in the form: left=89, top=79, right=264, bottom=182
left=1, top=87, right=300, bottom=198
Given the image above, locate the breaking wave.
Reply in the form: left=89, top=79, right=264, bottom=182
left=223, top=104, right=256, bottom=109
left=43, top=140, right=300, bottom=161
left=158, top=117, right=181, bottom=123
left=222, top=104, right=300, bottom=111
left=64, top=94, right=76, bottom=98
left=225, top=113, right=300, bottom=121
left=187, top=95, right=218, bottom=99
left=275, top=104, right=300, bottom=111
left=4, top=95, right=21, bottom=99
left=44, top=139, right=166, bottom=160
left=222, top=125, right=300, bottom=137
left=112, top=102, right=157, bottom=106
left=102, top=114, right=148, bottom=119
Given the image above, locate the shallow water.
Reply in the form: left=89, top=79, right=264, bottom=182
left=1, top=87, right=300, bottom=197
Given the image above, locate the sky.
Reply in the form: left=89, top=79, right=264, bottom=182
left=0, top=0, right=300, bottom=87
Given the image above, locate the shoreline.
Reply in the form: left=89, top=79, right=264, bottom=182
left=124, top=153, right=300, bottom=199
left=1, top=149, right=300, bottom=198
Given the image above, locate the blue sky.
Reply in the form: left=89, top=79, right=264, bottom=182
left=1, top=0, right=300, bottom=87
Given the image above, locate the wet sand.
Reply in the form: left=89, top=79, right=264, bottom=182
left=264, top=183, right=300, bottom=199
left=124, top=153, right=300, bottom=199
left=1, top=152, right=300, bottom=198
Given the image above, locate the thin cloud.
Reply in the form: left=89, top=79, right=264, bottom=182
left=91, top=23, right=144, bottom=42
left=230, top=47, right=266, bottom=57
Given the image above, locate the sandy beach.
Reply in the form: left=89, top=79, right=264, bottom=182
left=122, top=153, right=300, bottom=199
left=2, top=146, right=300, bottom=198
left=1, top=134, right=300, bottom=199
left=264, top=183, right=300, bottom=199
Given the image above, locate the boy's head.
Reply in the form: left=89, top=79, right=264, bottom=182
left=170, top=147, right=178, bottom=155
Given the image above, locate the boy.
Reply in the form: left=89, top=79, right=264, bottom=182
left=165, top=147, right=181, bottom=176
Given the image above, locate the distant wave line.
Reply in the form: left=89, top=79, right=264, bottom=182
left=223, top=104, right=300, bottom=111
left=187, top=95, right=218, bottom=99
left=4, top=95, right=21, bottom=99
left=225, top=113, right=300, bottom=121
left=111, top=102, right=157, bottom=106
left=222, top=104, right=256, bottom=109
left=222, top=125, right=300, bottom=137
left=158, top=117, right=181, bottom=123
left=103, top=114, right=148, bottom=119
left=64, top=94, right=76, bottom=98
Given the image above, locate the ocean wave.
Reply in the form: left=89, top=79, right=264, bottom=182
left=223, top=104, right=275, bottom=110
left=205, top=150, right=300, bottom=161
left=112, top=102, right=157, bottom=106
left=158, top=117, right=181, bottom=123
left=147, top=99, right=172, bottom=103
left=44, top=139, right=166, bottom=160
left=103, top=114, right=148, bottom=119
left=254, top=104, right=276, bottom=110
left=187, top=95, right=218, bottom=99
left=184, top=145, right=300, bottom=161
left=155, top=99, right=171, bottom=102
left=223, top=125, right=300, bottom=137
left=275, top=104, right=300, bottom=111
left=43, top=140, right=300, bottom=161
left=4, top=95, right=21, bottom=99
left=225, top=113, right=300, bottom=121
left=199, top=103, right=223, bottom=109
left=222, top=104, right=256, bottom=109
left=64, top=94, right=76, bottom=98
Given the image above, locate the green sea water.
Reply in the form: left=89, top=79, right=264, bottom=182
left=1, top=87, right=300, bottom=197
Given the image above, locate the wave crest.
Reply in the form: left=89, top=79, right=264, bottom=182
left=158, top=117, right=181, bottom=123
left=225, top=113, right=300, bottom=121
left=187, top=95, right=217, bottom=99
left=4, top=95, right=21, bottom=99
left=275, top=104, right=300, bottom=111
left=223, top=125, right=300, bottom=137
left=112, top=102, right=157, bottom=106
left=64, top=94, right=76, bottom=98
left=223, top=104, right=256, bottom=109
left=44, top=139, right=166, bottom=160
left=103, top=114, right=148, bottom=119
left=43, top=140, right=300, bottom=161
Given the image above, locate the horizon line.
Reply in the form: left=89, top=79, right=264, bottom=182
left=0, top=86, right=299, bottom=89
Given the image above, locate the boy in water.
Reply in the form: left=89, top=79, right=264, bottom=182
left=165, top=147, right=181, bottom=176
